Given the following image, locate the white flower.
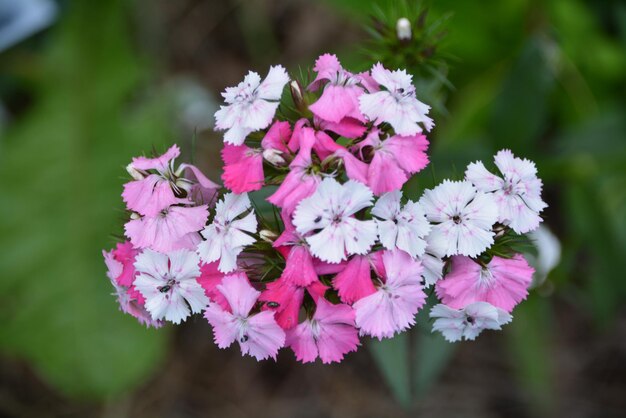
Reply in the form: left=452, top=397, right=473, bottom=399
left=293, top=178, right=377, bottom=263
left=420, top=236, right=447, bottom=287
left=358, top=63, right=433, bottom=136
left=419, top=180, right=499, bottom=257
left=430, top=302, right=512, bottom=342
left=215, top=65, right=289, bottom=145
left=465, top=149, right=547, bottom=234
left=197, top=192, right=257, bottom=273
left=133, top=249, right=208, bottom=324
left=372, top=190, right=431, bottom=258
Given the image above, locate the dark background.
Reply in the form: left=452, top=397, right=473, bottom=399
left=1, top=0, right=625, bottom=417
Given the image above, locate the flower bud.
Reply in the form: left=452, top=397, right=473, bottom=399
left=259, top=229, right=278, bottom=243
left=130, top=212, right=141, bottom=220
left=126, top=163, right=144, bottom=180
left=289, top=80, right=307, bottom=114
left=396, top=17, right=412, bottom=41
left=263, top=148, right=286, bottom=166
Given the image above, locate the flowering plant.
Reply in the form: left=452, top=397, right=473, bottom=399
left=103, top=54, right=546, bottom=363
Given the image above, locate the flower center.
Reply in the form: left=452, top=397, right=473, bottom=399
left=158, top=278, right=176, bottom=293
left=452, top=214, right=462, bottom=224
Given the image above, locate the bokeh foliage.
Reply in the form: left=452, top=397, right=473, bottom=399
left=0, top=1, right=170, bottom=398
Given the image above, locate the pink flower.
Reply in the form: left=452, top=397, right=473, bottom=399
left=435, top=254, right=534, bottom=313
left=131, top=144, right=181, bottom=172
left=204, top=273, right=286, bottom=360
left=196, top=262, right=229, bottom=311
left=107, top=241, right=139, bottom=287
left=353, top=250, right=426, bottom=339
left=259, top=277, right=304, bottom=330
left=317, top=117, right=367, bottom=139
left=267, top=127, right=321, bottom=214
left=125, top=205, right=208, bottom=253
left=286, top=298, right=359, bottom=364
left=261, top=121, right=292, bottom=165
left=308, top=54, right=365, bottom=123
left=221, top=144, right=264, bottom=193
left=273, top=213, right=318, bottom=287
left=332, top=255, right=377, bottom=304
left=357, top=130, right=430, bottom=195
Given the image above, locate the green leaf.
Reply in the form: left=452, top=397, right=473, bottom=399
left=368, top=333, right=411, bottom=407
left=0, top=0, right=169, bottom=398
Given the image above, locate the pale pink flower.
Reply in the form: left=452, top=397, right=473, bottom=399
left=215, top=66, right=289, bottom=145
left=122, top=145, right=188, bottom=217
left=332, top=255, right=376, bottom=304
left=353, top=250, right=426, bottom=339
left=359, top=63, right=433, bottom=136
left=204, top=273, right=286, bottom=360
left=103, top=250, right=163, bottom=328
left=125, top=205, right=209, bottom=253
left=436, top=254, right=534, bottom=313
left=293, top=178, right=377, bottom=263
left=372, top=190, right=431, bottom=258
left=133, top=249, right=209, bottom=324
left=465, top=149, right=547, bottom=233
left=197, top=192, right=257, bottom=273
left=182, top=164, right=220, bottom=207
left=286, top=298, right=359, bottom=364
left=419, top=180, right=499, bottom=257
left=430, top=302, right=512, bottom=342
left=308, top=54, right=365, bottom=123
left=221, top=144, right=264, bottom=193
left=357, top=129, right=429, bottom=195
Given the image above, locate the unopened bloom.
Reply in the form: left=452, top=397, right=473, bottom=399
left=396, top=17, right=412, bottom=41
left=372, top=190, right=431, bottom=258
left=430, top=302, right=512, bottom=342
left=133, top=249, right=209, bottom=324
left=419, top=180, right=498, bottom=257
left=293, top=178, right=377, bottom=263
left=197, top=192, right=258, bottom=273
left=359, top=63, right=433, bottom=136
left=286, top=298, right=359, bottom=364
left=436, top=254, right=534, bottom=313
left=465, top=149, right=547, bottom=233
left=215, top=66, right=289, bottom=145
left=353, top=250, right=426, bottom=339
left=204, top=273, right=286, bottom=360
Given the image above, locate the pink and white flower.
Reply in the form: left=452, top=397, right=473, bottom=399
left=419, top=180, right=499, bottom=257
left=353, top=250, right=426, bottom=339
left=435, top=254, right=534, bottom=313
left=215, top=66, right=289, bottom=145
left=286, top=298, right=359, bottom=364
left=358, top=63, right=434, bottom=136
left=372, top=190, right=431, bottom=258
left=293, top=178, right=377, bottom=263
left=204, top=273, right=286, bottom=360
left=430, top=302, right=512, bottom=342
left=133, top=249, right=209, bottom=324
left=465, top=149, right=547, bottom=234
left=197, top=193, right=258, bottom=273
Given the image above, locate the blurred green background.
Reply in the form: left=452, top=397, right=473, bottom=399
left=0, top=0, right=625, bottom=417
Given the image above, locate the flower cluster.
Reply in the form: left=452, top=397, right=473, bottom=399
left=103, top=54, right=547, bottom=363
